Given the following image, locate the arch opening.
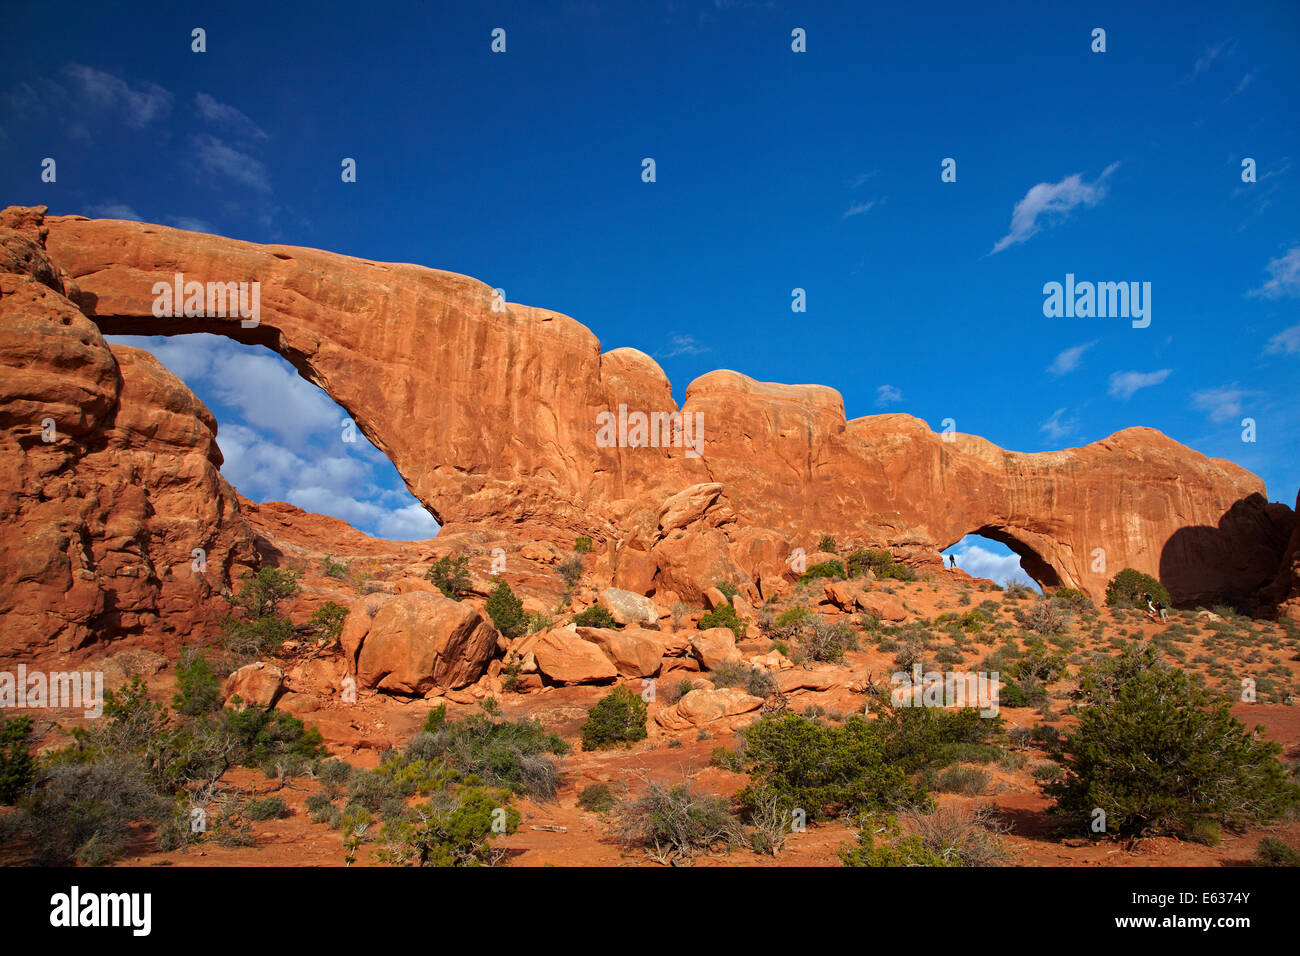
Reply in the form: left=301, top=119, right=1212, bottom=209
left=106, top=332, right=440, bottom=541
left=942, top=529, right=1063, bottom=593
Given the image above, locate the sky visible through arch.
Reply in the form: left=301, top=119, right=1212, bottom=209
left=4, top=0, right=1297, bottom=565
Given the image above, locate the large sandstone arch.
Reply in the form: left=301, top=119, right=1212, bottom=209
left=31, top=209, right=1295, bottom=606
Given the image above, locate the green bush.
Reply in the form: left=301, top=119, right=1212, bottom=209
left=800, top=560, right=846, bottom=583
left=244, top=795, right=291, bottom=820
left=417, top=709, right=567, bottom=798
left=577, top=783, right=617, bottom=813
left=574, top=536, right=594, bottom=554
left=485, top=579, right=527, bottom=639
left=1104, top=568, right=1171, bottom=609
left=173, top=648, right=222, bottom=716
left=698, top=602, right=745, bottom=640
left=736, top=712, right=926, bottom=821
left=0, top=715, right=35, bottom=804
left=581, top=686, right=649, bottom=751
left=307, top=601, right=349, bottom=645
left=376, top=785, right=520, bottom=866
left=1255, top=837, right=1300, bottom=867
left=221, top=707, right=327, bottom=768
left=839, top=814, right=955, bottom=867
left=219, top=566, right=302, bottom=661
left=573, top=605, right=617, bottom=629
left=817, top=536, right=839, bottom=553
left=322, top=555, right=349, bottom=579
left=1048, top=646, right=1300, bottom=837
left=708, top=661, right=778, bottom=699
left=426, top=554, right=471, bottom=600
left=558, top=555, right=584, bottom=588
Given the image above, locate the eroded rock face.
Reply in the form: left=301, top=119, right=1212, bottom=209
left=0, top=208, right=257, bottom=657
left=3, top=204, right=1290, bottom=617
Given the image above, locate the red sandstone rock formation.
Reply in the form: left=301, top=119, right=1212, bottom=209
left=0, top=203, right=1292, bottom=667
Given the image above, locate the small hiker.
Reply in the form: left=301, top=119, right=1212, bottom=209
left=1155, top=599, right=1168, bottom=623
left=1144, top=592, right=1157, bottom=617
left=949, top=554, right=956, bottom=569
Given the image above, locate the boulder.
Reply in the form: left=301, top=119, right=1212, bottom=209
left=576, top=626, right=663, bottom=678
left=349, top=591, right=499, bottom=694
left=655, top=687, right=762, bottom=731
left=598, top=587, right=658, bottom=627
left=223, top=662, right=285, bottom=710
left=533, top=628, right=618, bottom=685
left=690, top=627, right=741, bottom=670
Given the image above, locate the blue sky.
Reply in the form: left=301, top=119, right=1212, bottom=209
left=2, top=1, right=1297, bottom=579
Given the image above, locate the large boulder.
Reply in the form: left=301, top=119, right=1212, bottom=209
left=576, top=626, right=663, bottom=678
left=597, top=587, right=658, bottom=627
left=533, top=628, right=618, bottom=685
left=347, top=591, right=499, bottom=694
left=655, top=687, right=762, bottom=731
left=223, top=662, right=285, bottom=710
left=690, top=627, right=741, bottom=671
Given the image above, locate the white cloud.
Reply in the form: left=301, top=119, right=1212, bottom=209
left=990, top=163, right=1119, bottom=254
left=949, top=541, right=1040, bottom=591
left=1191, top=384, right=1252, bottom=423
left=875, top=384, right=903, bottom=406
left=842, top=199, right=879, bottom=219
left=1266, top=324, right=1300, bottom=355
left=1109, top=369, right=1171, bottom=400
left=192, top=133, right=271, bottom=192
left=86, top=201, right=143, bottom=221
left=655, top=334, right=709, bottom=358
left=62, top=64, right=172, bottom=128
left=1248, top=246, right=1300, bottom=299
left=1187, top=40, right=1236, bottom=81
left=194, top=93, right=268, bottom=142
left=166, top=215, right=215, bottom=233
left=1048, top=340, right=1096, bottom=376
left=1040, top=407, right=1079, bottom=441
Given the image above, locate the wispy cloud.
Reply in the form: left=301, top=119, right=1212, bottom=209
left=1191, top=384, right=1254, bottom=423
left=1047, top=340, right=1097, bottom=376
left=1185, top=40, right=1236, bottom=82
left=1225, top=72, right=1255, bottom=100
left=192, top=133, right=272, bottom=192
left=842, top=199, right=879, bottom=219
left=875, top=384, right=903, bottom=406
left=849, top=170, right=878, bottom=188
left=1247, top=246, right=1300, bottom=299
left=1266, top=324, right=1300, bottom=356
left=63, top=64, right=172, bottom=128
left=165, top=215, right=215, bottom=233
left=1040, top=407, right=1079, bottom=441
left=1109, top=369, right=1171, bottom=400
left=655, top=334, right=709, bottom=358
left=86, top=201, right=143, bottom=221
left=990, top=163, right=1119, bottom=254
left=194, top=92, right=268, bottom=141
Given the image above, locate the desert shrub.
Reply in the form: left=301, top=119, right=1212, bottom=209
left=307, top=601, right=349, bottom=645
left=800, top=560, right=846, bottom=583
left=709, top=661, right=778, bottom=699
left=1048, top=646, right=1300, bottom=837
left=244, top=795, right=291, bottom=820
left=573, top=605, right=617, bottom=629
left=746, top=787, right=794, bottom=856
left=172, top=648, right=222, bottom=716
left=485, top=579, right=527, bottom=639
left=421, top=710, right=567, bottom=799
left=376, top=784, right=520, bottom=866
left=1003, top=582, right=1034, bottom=601
left=798, top=619, right=858, bottom=663
left=905, top=804, right=1009, bottom=865
left=735, top=713, right=926, bottom=821
left=1052, top=587, right=1095, bottom=614
left=935, top=764, right=990, bottom=796
left=997, top=677, right=1043, bottom=709
left=698, top=602, right=745, bottom=640
left=1009, top=645, right=1068, bottom=684
left=581, top=686, right=649, bottom=751
left=577, top=783, right=617, bottom=814
left=0, top=715, right=36, bottom=804
left=1022, top=598, right=1071, bottom=635
left=1104, top=568, right=1171, bottom=609
left=817, top=536, right=839, bottom=553
left=715, top=580, right=740, bottom=600
left=218, top=567, right=301, bottom=661
left=617, top=780, right=742, bottom=863
left=525, top=612, right=551, bottom=634
left=846, top=548, right=915, bottom=581
left=558, top=554, right=585, bottom=588
left=221, top=707, right=327, bottom=768
left=6, top=757, right=169, bottom=865
left=838, top=813, right=953, bottom=867
left=574, top=536, right=593, bottom=554
left=425, top=554, right=471, bottom=600
left=322, top=555, right=349, bottom=579
left=873, top=703, right=1004, bottom=773
left=1255, top=837, right=1300, bottom=866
